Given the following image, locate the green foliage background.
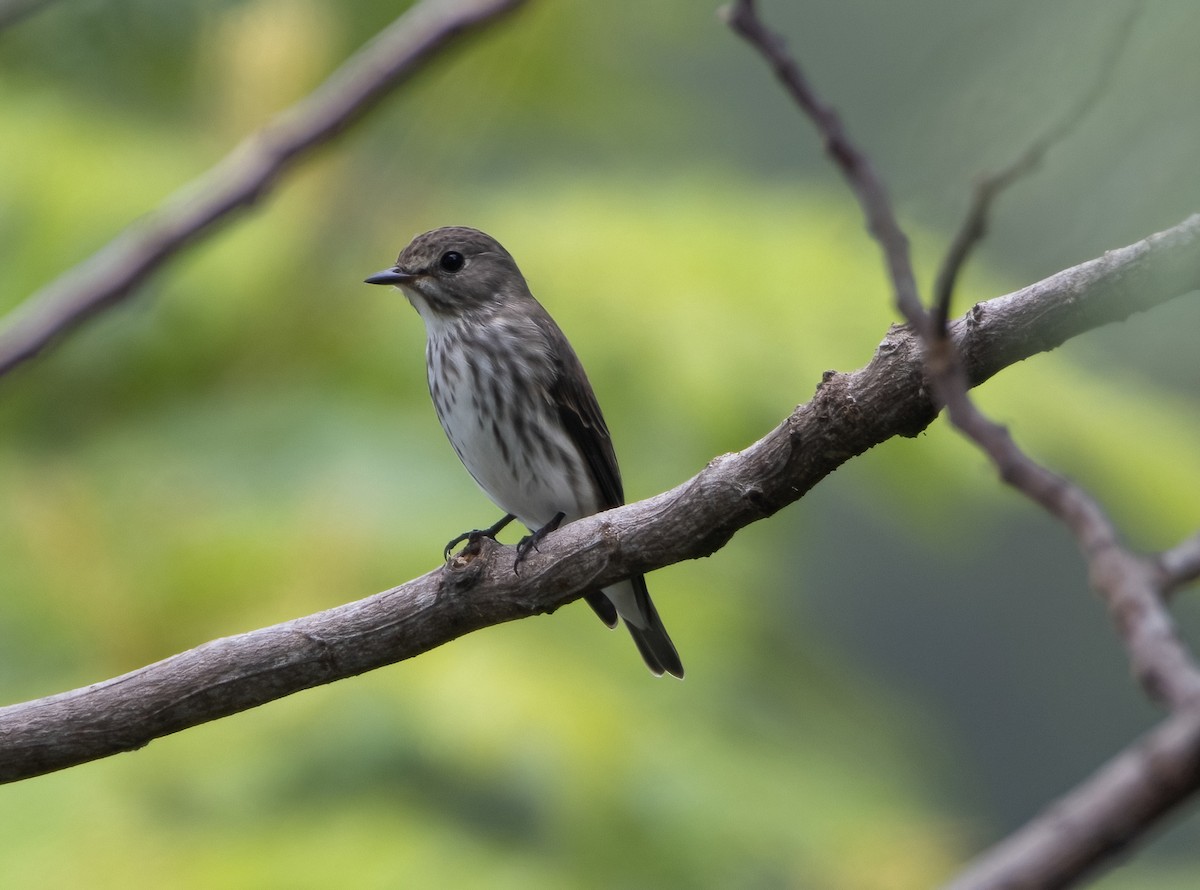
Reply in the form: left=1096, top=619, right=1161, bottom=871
left=2, top=1, right=1199, bottom=887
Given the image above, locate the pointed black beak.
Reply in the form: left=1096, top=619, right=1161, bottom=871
left=364, top=268, right=416, bottom=286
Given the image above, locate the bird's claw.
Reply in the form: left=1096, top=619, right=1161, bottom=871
left=443, top=531, right=475, bottom=561
left=512, top=511, right=565, bottom=575
left=513, top=537, right=537, bottom=573
left=443, top=513, right=517, bottom=561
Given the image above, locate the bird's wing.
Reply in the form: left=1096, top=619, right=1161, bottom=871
left=536, top=316, right=625, bottom=511
left=536, top=315, right=667, bottom=639
left=552, top=347, right=626, bottom=630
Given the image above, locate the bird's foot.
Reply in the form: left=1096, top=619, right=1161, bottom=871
left=514, top=512, right=565, bottom=573
left=443, top=513, right=516, bottom=561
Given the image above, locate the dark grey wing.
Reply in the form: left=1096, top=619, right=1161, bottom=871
left=538, top=319, right=625, bottom=511
left=536, top=314, right=683, bottom=676
left=536, top=315, right=623, bottom=629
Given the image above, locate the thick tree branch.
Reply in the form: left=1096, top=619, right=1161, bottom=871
left=0, top=0, right=527, bottom=379
left=1, top=217, right=1197, bottom=784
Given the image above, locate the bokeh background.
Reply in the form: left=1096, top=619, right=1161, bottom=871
left=2, top=0, right=1199, bottom=887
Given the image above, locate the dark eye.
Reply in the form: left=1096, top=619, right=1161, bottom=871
left=439, top=251, right=465, bottom=273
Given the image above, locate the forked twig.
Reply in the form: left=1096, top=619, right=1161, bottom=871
left=931, top=6, right=1141, bottom=332
left=726, top=1, right=1200, bottom=885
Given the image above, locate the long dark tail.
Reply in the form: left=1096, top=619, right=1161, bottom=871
left=619, top=575, right=684, bottom=679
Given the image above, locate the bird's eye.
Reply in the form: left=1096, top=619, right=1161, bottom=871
left=439, top=251, right=465, bottom=273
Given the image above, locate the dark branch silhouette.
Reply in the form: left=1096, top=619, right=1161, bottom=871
left=0, top=0, right=528, bottom=379
left=2, top=215, right=1198, bottom=784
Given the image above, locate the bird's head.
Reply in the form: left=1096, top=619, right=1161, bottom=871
left=364, top=226, right=528, bottom=319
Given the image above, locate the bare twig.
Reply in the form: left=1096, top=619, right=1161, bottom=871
left=721, top=0, right=929, bottom=339
left=726, top=0, right=1200, bottom=707
left=0, top=0, right=54, bottom=31
left=0, top=0, right=528, bottom=379
left=725, top=1, right=1200, bottom=884
left=2, top=218, right=1196, bottom=784
left=942, top=708, right=1200, bottom=890
left=1161, top=531, right=1200, bottom=595
left=931, top=6, right=1140, bottom=332
left=940, top=377, right=1200, bottom=708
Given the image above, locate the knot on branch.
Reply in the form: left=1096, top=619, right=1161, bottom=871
left=293, top=629, right=342, bottom=675
left=739, top=483, right=774, bottom=518
left=441, top=535, right=499, bottom=594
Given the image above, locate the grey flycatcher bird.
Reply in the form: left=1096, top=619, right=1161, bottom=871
left=365, top=226, right=683, bottom=678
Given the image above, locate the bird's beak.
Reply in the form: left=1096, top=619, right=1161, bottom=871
left=364, top=268, right=417, bottom=286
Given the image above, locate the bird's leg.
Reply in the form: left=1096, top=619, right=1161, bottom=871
left=444, top=513, right=516, bottom=561
left=514, top=511, right=565, bottom=572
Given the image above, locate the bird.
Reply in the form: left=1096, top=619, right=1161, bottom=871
left=365, top=226, right=683, bottom=678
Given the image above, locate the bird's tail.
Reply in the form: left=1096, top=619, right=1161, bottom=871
left=602, top=576, right=684, bottom=679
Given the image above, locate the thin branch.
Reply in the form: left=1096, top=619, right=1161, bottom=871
left=1161, top=531, right=1200, bottom=595
left=1, top=217, right=1197, bottom=784
left=725, top=1, right=1200, bottom=883
left=938, top=378, right=1200, bottom=708
left=0, top=0, right=528, bottom=379
left=727, top=0, right=1200, bottom=709
left=721, top=0, right=929, bottom=339
left=0, top=0, right=54, bottom=31
left=941, top=708, right=1200, bottom=890
left=931, top=5, right=1141, bottom=332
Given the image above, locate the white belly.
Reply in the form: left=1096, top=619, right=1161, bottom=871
left=429, top=346, right=597, bottom=531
